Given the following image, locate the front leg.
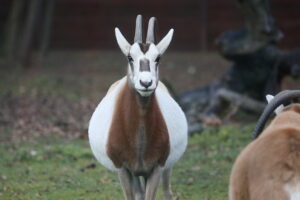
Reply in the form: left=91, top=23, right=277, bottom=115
left=145, top=166, right=162, bottom=200
left=162, top=168, right=176, bottom=200
left=118, top=168, right=134, bottom=200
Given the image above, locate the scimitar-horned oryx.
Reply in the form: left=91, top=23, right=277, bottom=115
left=88, top=15, right=188, bottom=200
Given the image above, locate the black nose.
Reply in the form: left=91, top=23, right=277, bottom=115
left=140, top=80, right=152, bottom=89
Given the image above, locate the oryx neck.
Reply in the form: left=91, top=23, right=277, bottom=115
left=124, top=79, right=155, bottom=114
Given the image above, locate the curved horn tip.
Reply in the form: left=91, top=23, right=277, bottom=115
left=115, top=27, right=131, bottom=55
left=136, top=15, right=142, bottom=22
left=166, top=28, right=175, bottom=36
left=149, top=16, right=157, bottom=22
left=253, top=90, right=300, bottom=139
left=146, top=17, right=158, bottom=44
left=114, top=27, right=121, bottom=36
left=164, top=28, right=175, bottom=40
left=148, top=17, right=157, bottom=28
left=149, top=17, right=157, bottom=27
left=266, top=94, right=274, bottom=103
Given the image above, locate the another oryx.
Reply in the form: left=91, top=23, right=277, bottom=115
left=88, top=15, right=188, bottom=200
left=229, top=90, right=300, bottom=200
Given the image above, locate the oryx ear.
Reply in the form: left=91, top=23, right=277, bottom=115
left=115, top=28, right=131, bottom=55
left=266, top=94, right=274, bottom=103
left=156, top=29, right=174, bottom=55
left=266, top=94, right=284, bottom=115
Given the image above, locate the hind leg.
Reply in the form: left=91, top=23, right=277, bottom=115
left=162, top=168, right=176, bottom=200
left=132, top=176, right=144, bottom=200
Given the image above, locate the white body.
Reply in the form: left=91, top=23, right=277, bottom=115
left=88, top=77, right=188, bottom=172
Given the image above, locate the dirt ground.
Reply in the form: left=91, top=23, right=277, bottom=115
left=0, top=50, right=299, bottom=142
left=41, top=50, right=299, bottom=97
left=41, top=51, right=230, bottom=97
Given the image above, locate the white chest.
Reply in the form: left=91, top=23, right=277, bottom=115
left=88, top=77, right=188, bottom=171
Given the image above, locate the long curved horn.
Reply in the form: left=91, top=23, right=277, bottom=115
left=146, top=17, right=157, bottom=44
left=253, top=90, right=300, bottom=139
left=134, top=15, right=143, bottom=43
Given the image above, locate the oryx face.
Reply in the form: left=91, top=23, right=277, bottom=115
left=115, top=15, right=174, bottom=97
left=126, top=43, right=160, bottom=96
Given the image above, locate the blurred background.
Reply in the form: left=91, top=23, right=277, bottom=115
left=0, top=0, right=299, bottom=140
left=1, top=0, right=300, bottom=142
left=0, top=0, right=300, bottom=199
left=1, top=0, right=300, bottom=52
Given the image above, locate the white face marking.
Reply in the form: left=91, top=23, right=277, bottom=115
left=127, top=43, right=160, bottom=97
left=115, top=27, right=174, bottom=97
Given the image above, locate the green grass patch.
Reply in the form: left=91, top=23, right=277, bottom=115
left=0, top=126, right=253, bottom=200
left=0, top=67, right=83, bottom=100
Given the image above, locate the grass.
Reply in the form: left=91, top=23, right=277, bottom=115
left=0, top=126, right=253, bottom=200
left=0, top=57, right=254, bottom=199
left=0, top=66, right=84, bottom=100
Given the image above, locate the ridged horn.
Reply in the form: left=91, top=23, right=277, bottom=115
left=253, top=90, right=300, bottom=139
left=134, top=15, right=143, bottom=43
left=146, top=17, right=157, bottom=44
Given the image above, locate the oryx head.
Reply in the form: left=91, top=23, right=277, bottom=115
left=115, top=15, right=174, bottom=97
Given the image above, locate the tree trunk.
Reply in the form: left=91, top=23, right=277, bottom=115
left=3, top=0, right=25, bottom=61
left=17, top=0, right=43, bottom=68
left=38, top=0, right=55, bottom=57
left=180, top=0, right=300, bottom=135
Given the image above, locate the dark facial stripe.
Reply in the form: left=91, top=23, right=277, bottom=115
left=138, top=43, right=150, bottom=53
left=140, top=59, right=150, bottom=72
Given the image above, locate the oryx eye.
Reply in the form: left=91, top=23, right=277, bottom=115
left=127, top=55, right=134, bottom=62
left=155, top=56, right=160, bottom=63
